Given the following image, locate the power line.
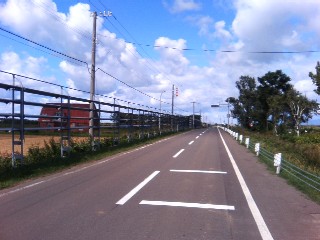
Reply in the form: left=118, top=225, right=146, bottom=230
left=0, top=32, right=84, bottom=67
left=30, top=0, right=92, bottom=43
left=0, top=27, right=88, bottom=66
left=97, top=68, right=171, bottom=105
left=0, top=27, right=175, bottom=110
left=0, top=69, right=169, bottom=112
left=87, top=1, right=177, bottom=85
left=122, top=41, right=320, bottom=54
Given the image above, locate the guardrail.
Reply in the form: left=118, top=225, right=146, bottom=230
left=220, top=127, right=320, bottom=193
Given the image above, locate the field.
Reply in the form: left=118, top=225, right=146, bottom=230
left=0, top=134, right=57, bottom=155
left=0, top=134, right=86, bottom=156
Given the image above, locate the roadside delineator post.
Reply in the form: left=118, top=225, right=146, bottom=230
left=254, top=143, right=260, bottom=156
left=274, top=153, right=282, bottom=174
left=239, top=135, right=243, bottom=144
left=245, top=137, right=250, bottom=148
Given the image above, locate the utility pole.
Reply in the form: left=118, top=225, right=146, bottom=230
left=89, top=11, right=97, bottom=139
left=171, top=84, right=174, bottom=116
left=171, top=84, right=174, bottom=130
left=159, top=90, right=166, bottom=133
left=191, top=101, right=196, bottom=128
left=89, top=11, right=112, bottom=141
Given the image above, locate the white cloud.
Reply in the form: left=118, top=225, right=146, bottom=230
left=154, top=37, right=190, bottom=76
left=214, top=21, right=232, bottom=41
left=0, top=51, right=22, bottom=75
left=0, top=0, right=319, bottom=124
left=191, top=15, right=214, bottom=37
left=231, top=0, right=320, bottom=55
left=0, top=51, right=50, bottom=87
left=164, top=0, right=201, bottom=13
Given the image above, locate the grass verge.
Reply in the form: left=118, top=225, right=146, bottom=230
left=0, top=131, right=183, bottom=190
left=234, top=128, right=320, bottom=204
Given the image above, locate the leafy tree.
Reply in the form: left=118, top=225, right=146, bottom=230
left=228, top=75, right=259, bottom=128
left=309, top=61, right=320, bottom=95
left=267, top=95, right=287, bottom=134
left=257, top=70, right=293, bottom=130
left=285, top=89, right=318, bottom=136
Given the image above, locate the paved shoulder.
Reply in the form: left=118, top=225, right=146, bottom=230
left=219, top=129, right=320, bottom=240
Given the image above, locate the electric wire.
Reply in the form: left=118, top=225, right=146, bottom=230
left=30, top=0, right=92, bottom=43
left=88, top=0, right=177, bottom=87
left=97, top=68, right=170, bottom=105
left=0, top=32, right=85, bottom=67
left=0, top=27, right=88, bottom=66
left=87, top=3, right=187, bottom=113
left=24, top=1, right=165, bottom=106
left=0, top=69, right=173, bottom=112
left=0, top=27, right=173, bottom=110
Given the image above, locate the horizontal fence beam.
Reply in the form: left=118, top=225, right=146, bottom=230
left=0, top=83, right=195, bottom=167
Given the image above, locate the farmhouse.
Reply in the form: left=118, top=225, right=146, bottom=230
left=38, top=103, right=99, bottom=131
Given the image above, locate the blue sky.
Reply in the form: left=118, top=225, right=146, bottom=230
left=0, top=0, right=319, bottom=124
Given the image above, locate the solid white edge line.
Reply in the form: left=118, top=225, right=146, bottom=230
left=170, top=169, right=227, bottom=174
left=173, top=149, right=185, bottom=158
left=217, top=128, right=274, bottom=240
left=189, top=141, right=194, bottom=145
left=140, top=200, right=234, bottom=210
left=116, top=171, right=160, bottom=205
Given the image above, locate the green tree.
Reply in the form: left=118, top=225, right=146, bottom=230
left=285, top=89, right=318, bottom=136
left=267, top=95, right=287, bottom=134
left=228, top=75, right=259, bottom=128
left=257, top=70, right=293, bottom=130
left=309, top=61, right=320, bottom=95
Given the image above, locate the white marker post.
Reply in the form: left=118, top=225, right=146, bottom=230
left=239, top=135, right=243, bottom=144
left=245, top=137, right=250, bottom=148
left=255, top=143, right=260, bottom=156
left=274, top=153, right=282, bottom=174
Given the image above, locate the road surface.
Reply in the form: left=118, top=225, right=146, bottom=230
left=0, top=127, right=319, bottom=240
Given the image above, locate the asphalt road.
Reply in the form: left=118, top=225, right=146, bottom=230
left=0, top=127, right=319, bottom=240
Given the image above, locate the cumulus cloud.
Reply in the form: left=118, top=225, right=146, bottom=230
left=164, top=0, right=201, bottom=13
left=231, top=0, right=320, bottom=56
left=214, top=21, right=232, bottom=41
left=0, top=0, right=319, bottom=123
left=154, top=37, right=189, bottom=76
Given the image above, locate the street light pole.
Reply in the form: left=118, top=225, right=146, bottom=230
left=211, top=100, right=231, bottom=128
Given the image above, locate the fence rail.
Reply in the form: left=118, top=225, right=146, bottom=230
left=220, top=127, right=320, bottom=193
left=0, top=82, right=192, bottom=167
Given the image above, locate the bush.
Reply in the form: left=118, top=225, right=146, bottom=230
left=27, top=138, right=61, bottom=165
left=0, top=153, right=11, bottom=175
left=295, top=134, right=320, bottom=144
left=70, top=138, right=92, bottom=153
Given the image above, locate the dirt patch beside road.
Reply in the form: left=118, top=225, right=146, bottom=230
left=0, top=134, right=86, bottom=156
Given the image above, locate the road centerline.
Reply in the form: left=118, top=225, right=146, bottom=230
left=188, top=140, right=194, bottom=145
left=173, top=149, right=185, bottom=158
left=116, top=171, right=160, bottom=205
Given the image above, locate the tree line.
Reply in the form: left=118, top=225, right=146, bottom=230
left=227, top=62, right=320, bottom=136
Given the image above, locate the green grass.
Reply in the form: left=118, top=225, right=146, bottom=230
left=0, top=130, right=185, bottom=190
left=234, top=127, right=320, bottom=204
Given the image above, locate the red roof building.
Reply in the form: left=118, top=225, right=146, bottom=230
left=38, top=103, right=99, bottom=131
